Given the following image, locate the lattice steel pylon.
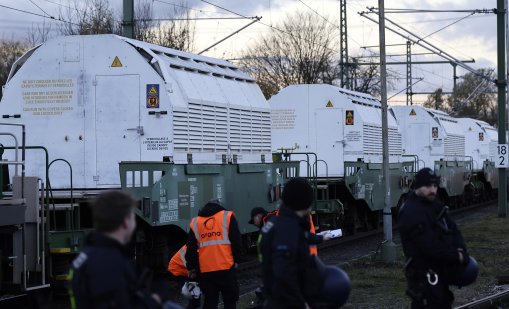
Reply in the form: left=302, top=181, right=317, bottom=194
left=340, top=0, right=350, bottom=89
left=406, top=41, right=413, bottom=105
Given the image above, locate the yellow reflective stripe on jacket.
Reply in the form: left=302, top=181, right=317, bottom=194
left=68, top=269, right=76, bottom=309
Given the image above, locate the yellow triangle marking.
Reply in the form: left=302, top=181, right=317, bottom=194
left=149, top=86, right=158, bottom=95
left=326, top=100, right=333, bottom=107
left=111, top=56, right=123, bottom=67
left=347, top=111, right=353, bottom=117
left=409, top=109, right=416, bottom=116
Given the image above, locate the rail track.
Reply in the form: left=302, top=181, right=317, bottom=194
left=455, top=289, right=509, bottom=308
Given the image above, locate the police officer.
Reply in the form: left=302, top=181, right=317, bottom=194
left=398, top=168, right=470, bottom=309
left=258, top=177, right=317, bottom=308
left=69, top=190, right=181, bottom=309
left=185, top=199, right=242, bottom=309
left=249, top=206, right=328, bottom=255
left=248, top=207, right=269, bottom=229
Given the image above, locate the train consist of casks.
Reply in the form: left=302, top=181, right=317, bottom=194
left=270, top=84, right=415, bottom=232
left=0, top=34, right=294, bottom=295
left=391, top=106, right=498, bottom=206
left=457, top=118, right=498, bottom=198
left=0, top=34, right=499, bottom=300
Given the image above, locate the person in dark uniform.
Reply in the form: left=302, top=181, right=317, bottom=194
left=249, top=206, right=329, bottom=253
left=69, top=190, right=181, bottom=309
left=398, top=168, right=470, bottom=309
left=248, top=207, right=269, bottom=228
left=185, top=199, right=242, bottom=309
left=258, top=177, right=318, bottom=309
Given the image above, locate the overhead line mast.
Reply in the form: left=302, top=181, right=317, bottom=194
left=359, top=7, right=493, bottom=82
left=340, top=0, right=350, bottom=89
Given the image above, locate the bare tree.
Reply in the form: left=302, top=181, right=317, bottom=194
left=238, top=12, right=387, bottom=98
left=134, top=0, right=195, bottom=51
left=27, top=20, right=54, bottom=46
left=239, top=11, right=340, bottom=98
left=349, top=58, right=389, bottom=97
left=0, top=39, right=30, bottom=98
left=58, top=0, right=120, bottom=35
left=423, top=88, right=448, bottom=112
left=449, top=68, right=497, bottom=124
left=423, top=69, right=496, bottom=124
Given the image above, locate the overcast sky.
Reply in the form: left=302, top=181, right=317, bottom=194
left=0, top=0, right=501, bottom=104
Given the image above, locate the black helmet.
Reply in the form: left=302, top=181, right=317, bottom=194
left=282, top=177, right=313, bottom=210
left=413, top=167, right=440, bottom=189
left=248, top=207, right=267, bottom=224
left=450, top=256, right=479, bottom=287
left=312, top=266, right=351, bottom=308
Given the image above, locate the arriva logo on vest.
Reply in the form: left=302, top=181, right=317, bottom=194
left=201, top=231, right=222, bottom=238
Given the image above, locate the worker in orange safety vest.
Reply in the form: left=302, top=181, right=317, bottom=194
left=168, top=245, right=188, bottom=277
left=167, top=245, right=200, bottom=309
left=186, top=199, right=242, bottom=309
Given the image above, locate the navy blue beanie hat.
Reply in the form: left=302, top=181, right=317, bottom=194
left=414, top=168, right=440, bottom=189
left=282, top=177, right=313, bottom=210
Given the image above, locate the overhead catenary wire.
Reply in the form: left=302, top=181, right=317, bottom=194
left=348, top=1, right=488, bottom=63
left=293, top=0, right=435, bottom=98
left=0, top=4, right=79, bottom=26
left=199, top=0, right=254, bottom=20
left=198, top=17, right=261, bottom=54
left=348, top=15, right=452, bottom=98
left=388, top=78, right=423, bottom=100
left=397, top=14, right=492, bottom=25
left=135, top=17, right=250, bottom=21
left=296, top=0, right=366, bottom=50
left=41, top=0, right=74, bottom=10
left=28, top=0, right=52, bottom=17
left=416, top=12, right=476, bottom=43
left=199, top=0, right=342, bottom=54
left=362, top=6, right=489, bottom=69
left=452, top=68, right=496, bottom=113
left=359, top=7, right=492, bottom=83
left=382, top=8, right=495, bottom=14
left=154, top=0, right=232, bottom=16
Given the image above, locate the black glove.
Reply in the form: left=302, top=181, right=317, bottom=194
left=458, top=248, right=469, bottom=267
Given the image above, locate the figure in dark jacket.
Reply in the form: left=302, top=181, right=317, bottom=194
left=398, top=168, right=470, bottom=309
left=249, top=207, right=329, bottom=254
left=185, top=199, right=242, bottom=309
left=69, top=190, right=180, bottom=309
left=258, top=177, right=318, bottom=309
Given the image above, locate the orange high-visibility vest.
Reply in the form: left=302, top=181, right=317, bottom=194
left=190, top=210, right=234, bottom=273
left=168, top=245, right=188, bottom=277
left=263, top=209, right=318, bottom=255
left=309, top=217, right=318, bottom=256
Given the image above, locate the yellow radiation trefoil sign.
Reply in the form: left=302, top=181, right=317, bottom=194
left=345, top=110, right=354, bottom=125
left=111, top=56, right=123, bottom=67
left=146, top=84, right=160, bottom=108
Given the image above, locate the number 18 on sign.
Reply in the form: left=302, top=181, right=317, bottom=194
left=496, top=144, right=509, bottom=168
